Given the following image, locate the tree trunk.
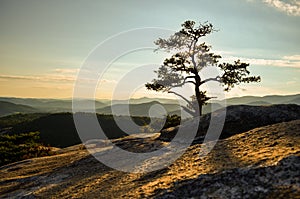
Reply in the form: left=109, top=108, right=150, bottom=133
left=195, top=86, right=202, bottom=116
left=194, top=74, right=202, bottom=116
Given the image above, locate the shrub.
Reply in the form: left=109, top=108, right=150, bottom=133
left=0, top=132, right=54, bottom=166
left=163, top=114, right=181, bottom=129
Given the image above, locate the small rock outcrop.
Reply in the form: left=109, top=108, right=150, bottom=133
left=159, top=104, right=300, bottom=142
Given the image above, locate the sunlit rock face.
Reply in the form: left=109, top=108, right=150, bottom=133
left=156, top=155, right=300, bottom=199
left=0, top=120, right=299, bottom=198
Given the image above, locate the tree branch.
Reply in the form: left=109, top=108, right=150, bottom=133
left=169, top=77, right=196, bottom=88
left=167, top=91, right=193, bottom=108
left=186, top=81, right=196, bottom=85
left=170, top=81, right=195, bottom=88
left=184, top=75, right=196, bottom=80
left=180, top=105, right=196, bottom=117
left=200, top=76, right=221, bottom=85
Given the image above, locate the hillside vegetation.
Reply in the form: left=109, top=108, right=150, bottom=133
left=1, top=113, right=152, bottom=148
left=0, top=132, right=53, bottom=166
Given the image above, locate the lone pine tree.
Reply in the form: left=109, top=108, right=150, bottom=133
left=146, top=20, right=261, bottom=116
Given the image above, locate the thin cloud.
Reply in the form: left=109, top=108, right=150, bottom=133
left=283, top=55, right=300, bottom=60
left=0, top=74, right=74, bottom=82
left=99, top=79, right=117, bottom=83
left=222, top=54, right=300, bottom=68
left=286, top=80, right=297, bottom=85
left=0, top=75, right=40, bottom=81
left=226, top=84, right=288, bottom=98
left=263, top=0, right=300, bottom=16
left=54, top=68, right=80, bottom=74
left=0, top=74, right=116, bottom=84
left=32, top=85, right=71, bottom=90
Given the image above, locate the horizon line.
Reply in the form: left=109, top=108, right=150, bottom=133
left=0, top=93, right=299, bottom=100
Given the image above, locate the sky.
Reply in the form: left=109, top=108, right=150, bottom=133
left=0, top=0, right=299, bottom=99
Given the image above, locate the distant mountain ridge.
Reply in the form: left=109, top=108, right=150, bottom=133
left=0, top=94, right=299, bottom=117
left=214, top=93, right=300, bottom=105
left=96, top=101, right=181, bottom=117
left=0, top=101, right=37, bottom=116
